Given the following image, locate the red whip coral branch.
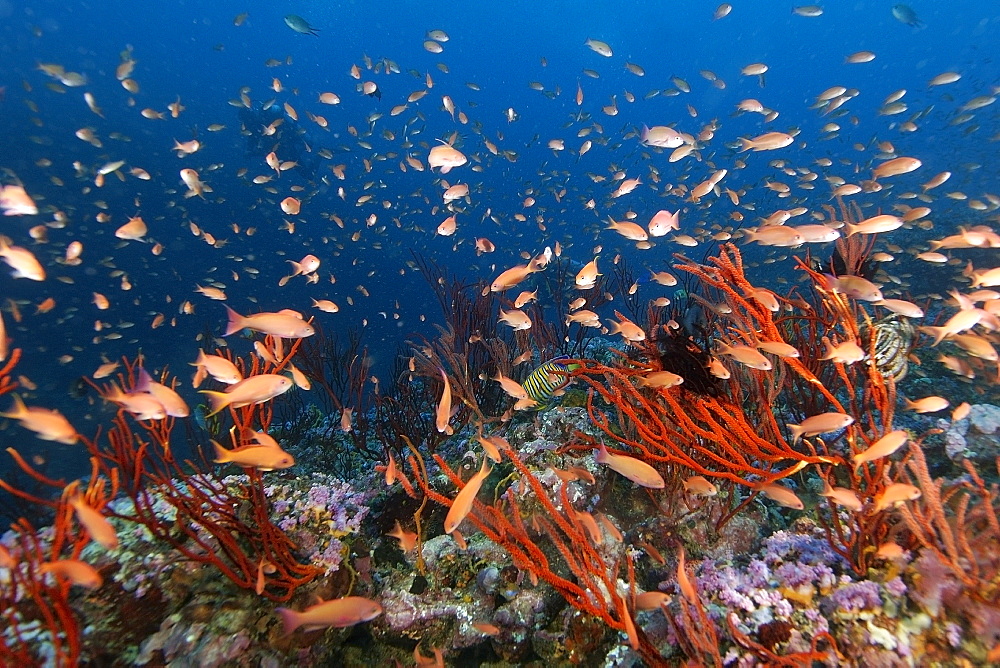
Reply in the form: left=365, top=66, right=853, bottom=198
left=1, top=455, right=119, bottom=667
left=567, top=244, right=901, bottom=573
left=570, top=354, right=833, bottom=487
left=896, top=443, right=1000, bottom=606
left=400, top=440, right=662, bottom=663
left=82, top=351, right=321, bottom=602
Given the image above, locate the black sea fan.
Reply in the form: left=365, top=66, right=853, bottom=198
left=650, top=325, right=723, bottom=397
left=818, top=230, right=879, bottom=282
left=830, top=245, right=878, bottom=282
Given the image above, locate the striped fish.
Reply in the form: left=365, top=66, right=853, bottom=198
left=521, top=355, right=580, bottom=409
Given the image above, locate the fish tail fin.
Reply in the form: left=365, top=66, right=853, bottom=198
left=738, top=138, right=754, bottom=152
left=917, top=325, right=947, bottom=347
left=135, top=367, right=153, bottom=393
left=0, top=393, right=26, bottom=418
left=274, top=608, right=301, bottom=636
left=787, top=424, right=804, bottom=444
left=199, top=390, right=228, bottom=416
left=191, top=349, right=208, bottom=367
left=211, top=439, right=231, bottom=463
left=191, top=364, right=207, bottom=388
left=224, top=306, right=245, bottom=337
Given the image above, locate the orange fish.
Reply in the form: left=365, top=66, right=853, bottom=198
left=903, top=396, right=949, bottom=413
left=69, top=494, right=118, bottom=549
left=491, top=262, right=540, bottom=292
left=136, top=367, right=189, bottom=418
left=716, top=341, right=772, bottom=370
left=212, top=439, right=294, bottom=471
left=385, top=520, right=418, bottom=552
left=647, top=209, right=680, bottom=237
left=0, top=395, right=78, bottom=444
left=435, top=368, right=453, bottom=434
left=0, top=237, right=45, bottom=280
left=104, top=385, right=167, bottom=420
left=115, top=216, right=148, bottom=241
left=738, top=131, right=794, bottom=151
left=276, top=596, right=383, bottom=634
left=575, top=258, right=600, bottom=289
left=436, top=214, right=457, bottom=236
left=444, top=457, right=492, bottom=533
left=427, top=144, right=467, bottom=173
left=757, top=482, right=804, bottom=510
left=498, top=308, right=532, bottom=331
left=787, top=412, right=854, bottom=443
left=39, top=559, right=102, bottom=589
left=492, top=371, right=528, bottom=400
left=595, top=443, right=664, bottom=488
left=873, top=483, right=921, bottom=512
left=190, top=350, right=242, bottom=386
left=818, top=481, right=863, bottom=512
left=682, top=475, right=717, bottom=496
left=0, top=184, right=38, bottom=215
left=224, top=306, right=315, bottom=338
left=179, top=168, right=211, bottom=198
left=844, top=214, right=903, bottom=237
left=200, top=374, right=293, bottom=416
left=852, top=430, right=908, bottom=470
left=474, top=238, right=495, bottom=254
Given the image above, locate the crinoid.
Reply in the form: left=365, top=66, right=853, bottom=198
left=863, top=315, right=916, bottom=381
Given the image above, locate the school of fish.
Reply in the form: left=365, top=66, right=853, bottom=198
left=1, top=2, right=999, bottom=640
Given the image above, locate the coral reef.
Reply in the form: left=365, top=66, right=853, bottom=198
left=4, top=245, right=1000, bottom=666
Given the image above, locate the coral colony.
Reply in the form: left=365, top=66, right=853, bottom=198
left=3, top=228, right=1000, bottom=665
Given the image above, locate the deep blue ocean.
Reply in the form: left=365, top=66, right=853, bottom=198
left=0, top=0, right=997, bottom=478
